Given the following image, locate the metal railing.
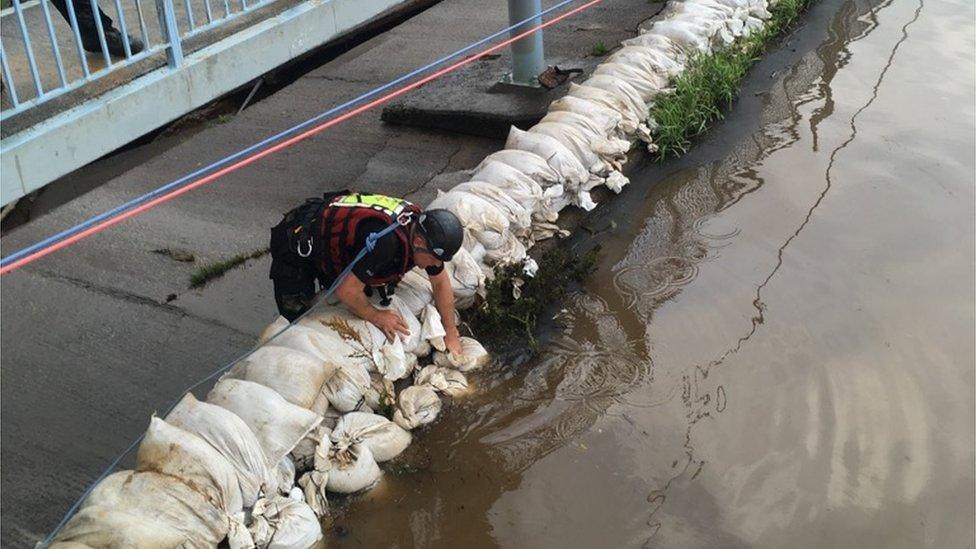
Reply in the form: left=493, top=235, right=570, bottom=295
left=0, top=0, right=278, bottom=120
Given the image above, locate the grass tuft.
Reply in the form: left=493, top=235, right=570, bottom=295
left=650, top=0, right=812, bottom=159
left=590, top=41, right=610, bottom=56
left=189, top=248, right=269, bottom=288
left=464, top=246, right=598, bottom=351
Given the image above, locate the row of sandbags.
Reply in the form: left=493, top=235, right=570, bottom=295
left=51, top=0, right=774, bottom=546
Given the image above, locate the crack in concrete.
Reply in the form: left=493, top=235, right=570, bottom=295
left=404, top=142, right=465, bottom=201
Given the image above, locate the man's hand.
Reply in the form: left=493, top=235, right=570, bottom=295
left=370, top=309, right=411, bottom=342
left=445, top=331, right=463, bottom=356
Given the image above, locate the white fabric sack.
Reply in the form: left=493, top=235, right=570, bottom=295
left=432, top=337, right=490, bottom=372
left=249, top=495, right=322, bottom=549
left=301, top=307, right=404, bottom=377
left=538, top=111, right=632, bottom=169
left=415, top=365, right=471, bottom=397
left=364, top=372, right=396, bottom=412
left=393, top=385, right=443, bottom=430
left=54, top=471, right=230, bottom=549
left=480, top=149, right=563, bottom=188
left=644, top=19, right=713, bottom=52
left=504, top=126, right=590, bottom=189
left=137, top=417, right=244, bottom=515
left=291, top=423, right=331, bottom=474
left=422, top=303, right=447, bottom=351
left=322, top=361, right=372, bottom=412
left=274, top=456, right=297, bottom=496
left=579, top=75, right=649, bottom=125
left=166, top=393, right=273, bottom=508
left=297, top=435, right=331, bottom=516
left=467, top=159, right=544, bottom=215
left=326, top=439, right=382, bottom=494
left=528, top=121, right=625, bottom=175
left=332, top=412, right=412, bottom=462
left=445, top=247, right=487, bottom=309
left=381, top=295, right=426, bottom=358
left=548, top=95, right=627, bottom=137
left=593, top=61, right=671, bottom=102
left=396, top=269, right=434, bottom=316
left=452, top=181, right=533, bottom=238
left=207, top=379, right=322, bottom=467
left=227, top=346, right=334, bottom=413
left=427, top=189, right=512, bottom=251
left=609, top=45, right=684, bottom=78
left=566, top=83, right=653, bottom=143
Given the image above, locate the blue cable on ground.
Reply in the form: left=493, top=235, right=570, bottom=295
left=38, top=219, right=405, bottom=547
left=1, top=0, right=579, bottom=270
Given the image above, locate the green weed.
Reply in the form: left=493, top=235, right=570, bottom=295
left=650, top=0, right=812, bottom=159
left=189, top=248, right=269, bottom=288
left=590, top=41, right=609, bottom=56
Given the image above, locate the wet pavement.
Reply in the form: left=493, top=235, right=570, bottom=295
left=326, top=0, right=975, bottom=546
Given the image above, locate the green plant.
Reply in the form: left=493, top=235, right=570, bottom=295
left=590, top=41, right=609, bottom=56
left=650, top=0, right=812, bottom=159
left=189, top=248, right=268, bottom=288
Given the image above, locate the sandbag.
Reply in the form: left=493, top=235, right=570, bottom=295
left=54, top=471, right=230, bottom=549
left=432, top=336, right=490, bottom=372
left=321, top=361, right=372, bottom=412
left=249, top=495, right=322, bottom=549
left=480, top=149, right=563, bottom=188
left=383, top=295, right=427, bottom=358
left=291, top=423, right=331, bottom=474
left=275, top=456, right=297, bottom=496
left=297, top=435, right=331, bottom=516
left=592, top=61, right=671, bottom=102
left=364, top=372, right=396, bottom=413
left=467, top=159, right=545, bottom=215
left=451, top=181, right=533, bottom=237
left=226, top=345, right=334, bottom=413
left=300, top=307, right=407, bottom=377
left=427, top=189, right=512, bottom=251
left=415, top=365, right=471, bottom=397
left=504, top=127, right=590, bottom=189
left=326, top=439, right=382, bottom=494
left=422, top=303, right=447, bottom=352
left=548, top=95, right=626, bottom=137
left=137, top=417, right=244, bottom=515
left=207, top=379, right=322, bottom=466
left=528, top=121, right=626, bottom=174
left=609, top=45, right=683, bottom=78
left=332, top=412, right=412, bottom=462
left=579, top=75, right=649, bottom=125
left=166, top=393, right=273, bottom=507
left=396, top=269, right=434, bottom=317
left=393, top=385, right=443, bottom=430
left=445, top=247, right=486, bottom=309
left=566, top=83, right=653, bottom=143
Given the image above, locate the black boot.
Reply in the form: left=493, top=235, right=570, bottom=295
left=82, top=28, right=144, bottom=57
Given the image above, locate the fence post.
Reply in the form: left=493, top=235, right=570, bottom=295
left=155, top=0, right=184, bottom=67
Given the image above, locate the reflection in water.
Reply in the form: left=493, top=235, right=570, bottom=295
left=328, top=0, right=973, bottom=546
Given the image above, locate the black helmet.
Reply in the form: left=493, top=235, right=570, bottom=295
left=416, top=209, right=463, bottom=261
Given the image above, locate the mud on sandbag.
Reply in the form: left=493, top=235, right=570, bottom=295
left=326, top=436, right=382, bottom=494
left=249, top=495, right=322, bottom=549
left=166, top=393, right=274, bottom=507
left=415, top=365, right=471, bottom=397
left=207, top=378, right=322, bottom=468
left=137, top=417, right=245, bottom=516
left=291, top=423, right=332, bottom=473
left=53, top=470, right=235, bottom=549
left=322, top=361, right=372, bottom=412
left=225, top=345, right=335, bottom=414
left=332, top=411, right=412, bottom=463
left=393, top=385, right=443, bottom=430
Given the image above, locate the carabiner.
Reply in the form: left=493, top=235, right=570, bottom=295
left=396, top=211, right=413, bottom=226
left=296, top=237, right=313, bottom=258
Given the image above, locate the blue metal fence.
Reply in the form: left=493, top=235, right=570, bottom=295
left=0, top=0, right=278, bottom=120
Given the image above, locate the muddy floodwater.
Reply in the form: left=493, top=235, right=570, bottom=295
left=327, top=0, right=975, bottom=546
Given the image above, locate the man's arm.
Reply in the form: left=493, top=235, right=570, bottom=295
left=335, top=274, right=410, bottom=341
left=429, top=268, right=463, bottom=356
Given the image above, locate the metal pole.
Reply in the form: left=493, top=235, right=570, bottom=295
left=506, top=0, right=544, bottom=86
left=155, top=0, right=183, bottom=67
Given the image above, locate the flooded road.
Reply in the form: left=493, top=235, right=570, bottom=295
left=328, top=0, right=975, bottom=546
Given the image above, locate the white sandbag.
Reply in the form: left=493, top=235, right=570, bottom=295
left=396, top=268, right=434, bottom=316
left=55, top=471, right=229, bottom=549
left=446, top=246, right=486, bottom=309
left=610, top=45, right=684, bottom=78
left=528, top=121, right=627, bottom=174
left=467, top=159, right=545, bottom=214
left=207, top=379, right=322, bottom=466
left=291, top=423, right=331, bottom=474
left=504, top=126, right=590, bottom=188
left=566, top=83, right=653, bottom=143
left=326, top=439, right=382, bottom=494
left=257, top=315, right=289, bottom=345
left=249, top=496, right=322, bottom=549
left=621, top=31, right=689, bottom=63
left=393, top=385, right=443, bottom=430
left=451, top=181, right=532, bottom=237
left=321, top=361, right=371, bottom=412
left=226, top=346, right=334, bottom=413
left=644, top=19, right=713, bottom=52
left=275, top=456, right=297, bottom=496
left=427, top=189, right=513, bottom=251
left=364, top=372, right=396, bottom=412
left=166, top=393, right=273, bottom=507
left=302, top=305, right=411, bottom=380
left=432, top=336, right=490, bottom=372
left=579, top=75, right=649, bottom=125
left=297, top=435, right=331, bottom=516
left=382, top=295, right=426, bottom=357
left=422, top=303, right=447, bottom=351
left=549, top=95, right=626, bottom=137
left=332, top=412, right=412, bottom=462
left=481, top=149, right=563, bottom=188
left=593, top=61, right=671, bottom=102
left=415, top=365, right=471, bottom=397
left=261, top=323, right=338, bottom=363
left=137, top=417, right=244, bottom=515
